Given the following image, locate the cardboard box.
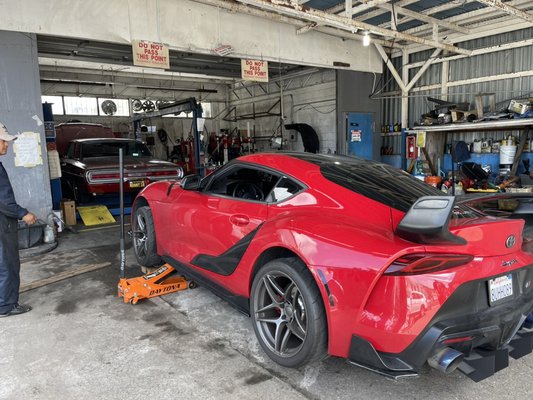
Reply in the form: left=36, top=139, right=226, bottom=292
left=61, top=200, right=76, bottom=226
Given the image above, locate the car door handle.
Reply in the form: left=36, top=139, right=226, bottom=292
left=230, top=214, right=249, bottom=226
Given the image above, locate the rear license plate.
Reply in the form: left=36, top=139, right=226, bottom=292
left=488, top=274, right=513, bottom=305
left=129, top=180, right=145, bottom=188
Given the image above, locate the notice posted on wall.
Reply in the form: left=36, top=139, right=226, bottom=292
left=241, top=59, right=269, bottom=82
left=14, top=132, right=42, bottom=168
left=132, top=40, right=170, bottom=69
left=351, top=130, right=362, bottom=142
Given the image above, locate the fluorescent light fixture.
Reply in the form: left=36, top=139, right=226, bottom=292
left=363, top=32, right=371, bottom=47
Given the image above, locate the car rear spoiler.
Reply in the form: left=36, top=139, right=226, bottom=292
left=396, top=196, right=466, bottom=245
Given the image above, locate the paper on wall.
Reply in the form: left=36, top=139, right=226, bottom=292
left=13, top=131, right=42, bottom=167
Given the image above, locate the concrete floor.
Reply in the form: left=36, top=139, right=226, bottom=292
left=1, top=222, right=532, bottom=399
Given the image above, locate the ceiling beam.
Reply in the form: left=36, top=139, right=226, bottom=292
left=405, top=38, right=533, bottom=69
left=399, top=18, right=531, bottom=56
left=376, top=3, right=470, bottom=34
left=375, top=44, right=407, bottom=92
left=344, top=0, right=352, bottom=17
left=351, top=0, right=390, bottom=15
left=234, top=0, right=472, bottom=55
left=476, top=0, right=533, bottom=23
left=379, top=1, right=461, bottom=29
left=354, top=0, right=417, bottom=20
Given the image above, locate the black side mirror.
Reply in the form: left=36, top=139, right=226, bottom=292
left=181, top=174, right=201, bottom=190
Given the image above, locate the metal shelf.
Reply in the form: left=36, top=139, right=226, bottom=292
left=380, top=132, right=403, bottom=136
left=407, top=118, right=533, bottom=132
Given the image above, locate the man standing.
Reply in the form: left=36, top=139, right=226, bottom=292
left=0, top=122, right=37, bottom=317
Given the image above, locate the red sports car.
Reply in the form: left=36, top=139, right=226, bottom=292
left=131, top=152, right=533, bottom=381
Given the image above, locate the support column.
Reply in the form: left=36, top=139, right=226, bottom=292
left=0, top=30, right=52, bottom=219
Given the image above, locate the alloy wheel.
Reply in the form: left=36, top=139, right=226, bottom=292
left=133, top=212, right=148, bottom=258
left=253, top=271, right=308, bottom=358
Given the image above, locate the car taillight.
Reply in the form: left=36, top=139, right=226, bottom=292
left=87, top=171, right=120, bottom=183
left=384, top=253, right=474, bottom=276
left=150, top=170, right=178, bottom=176
left=93, top=172, right=120, bottom=180
left=147, top=169, right=183, bottom=180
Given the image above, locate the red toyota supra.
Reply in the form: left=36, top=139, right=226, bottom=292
left=131, top=152, right=533, bottom=381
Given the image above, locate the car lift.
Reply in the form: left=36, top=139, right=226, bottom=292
left=115, top=147, right=196, bottom=304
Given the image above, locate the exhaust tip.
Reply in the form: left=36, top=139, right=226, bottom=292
left=428, top=347, right=465, bottom=374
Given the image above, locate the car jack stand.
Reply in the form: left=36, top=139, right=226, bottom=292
left=118, top=264, right=194, bottom=304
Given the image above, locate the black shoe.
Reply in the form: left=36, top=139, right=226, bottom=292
left=0, top=303, right=32, bottom=318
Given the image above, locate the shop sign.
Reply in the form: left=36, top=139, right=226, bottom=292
left=241, top=60, right=269, bottom=82
left=132, top=40, right=169, bottom=69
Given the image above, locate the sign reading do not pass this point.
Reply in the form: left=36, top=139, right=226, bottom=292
left=241, top=59, right=269, bottom=82
left=132, top=40, right=170, bottom=69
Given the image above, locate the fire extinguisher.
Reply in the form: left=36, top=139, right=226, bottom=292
left=406, top=135, right=418, bottom=159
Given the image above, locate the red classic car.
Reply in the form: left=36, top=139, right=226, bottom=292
left=131, top=152, right=533, bottom=381
left=61, top=138, right=182, bottom=203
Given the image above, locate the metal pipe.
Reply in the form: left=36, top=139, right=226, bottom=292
left=119, top=147, right=125, bottom=279
left=427, top=347, right=465, bottom=374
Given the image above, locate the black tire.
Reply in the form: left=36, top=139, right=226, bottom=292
left=250, top=257, right=328, bottom=367
left=132, top=206, right=161, bottom=267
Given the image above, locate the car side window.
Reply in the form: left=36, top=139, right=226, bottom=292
left=205, top=165, right=278, bottom=202
left=67, top=143, right=81, bottom=159
left=66, top=143, right=75, bottom=159
left=265, top=177, right=303, bottom=203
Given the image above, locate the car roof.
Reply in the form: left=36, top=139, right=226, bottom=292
left=238, top=151, right=374, bottom=171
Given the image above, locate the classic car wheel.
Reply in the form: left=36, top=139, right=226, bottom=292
left=132, top=206, right=161, bottom=267
left=251, top=258, right=327, bottom=367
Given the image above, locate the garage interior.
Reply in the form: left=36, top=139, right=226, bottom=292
left=1, top=1, right=533, bottom=399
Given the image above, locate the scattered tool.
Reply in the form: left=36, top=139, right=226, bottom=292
left=118, top=263, right=195, bottom=304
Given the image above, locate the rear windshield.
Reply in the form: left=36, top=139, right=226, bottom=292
left=81, top=141, right=152, bottom=159
left=292, top=153, right=443, bottom=212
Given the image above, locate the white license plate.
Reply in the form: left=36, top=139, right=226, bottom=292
left=129, top=180, right=145, bottom=188
left=488, top=274, right=513, bottom=305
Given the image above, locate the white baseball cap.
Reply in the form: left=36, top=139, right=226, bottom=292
left=0, top=122, right=17, bottom=141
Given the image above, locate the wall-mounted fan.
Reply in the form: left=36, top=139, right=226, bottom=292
left=131, top=99, right=143, bottom=112
left=101, top=100, right=117, bottom=116
left=142, top=100, right=155, bottom=112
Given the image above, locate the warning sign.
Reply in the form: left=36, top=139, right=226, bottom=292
left=241, top=59, right=269, bottom=82
left=351, top=130, right=362, bottom=142
left=132, top=40, right=170, bottom=69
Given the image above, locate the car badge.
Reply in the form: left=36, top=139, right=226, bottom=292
left=501, top=259, right=517, bottom=267
left=505, top=235, right=516, bottom=248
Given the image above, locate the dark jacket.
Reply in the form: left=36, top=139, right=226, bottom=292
left=0, top=161, right=28, bottom=232
left=0, top=161, right=27, bottom=312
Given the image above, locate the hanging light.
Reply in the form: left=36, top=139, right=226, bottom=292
left=363, top=31, right=371, bottom=47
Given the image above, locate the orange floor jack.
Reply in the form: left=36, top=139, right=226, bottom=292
left=118, top=263, right=197, bottom=304
left=115, top=148, right=196, bottom=305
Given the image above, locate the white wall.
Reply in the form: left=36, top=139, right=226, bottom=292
left=228, top=70, right=336, bottom=154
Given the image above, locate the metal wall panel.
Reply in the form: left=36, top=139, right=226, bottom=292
left=380, top=28, right=533, bottom=127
